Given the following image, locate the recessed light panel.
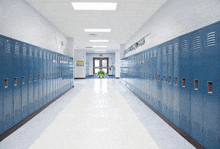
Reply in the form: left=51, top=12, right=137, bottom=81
left=84, top=29, right=111, bottom=32
left=71, top=2, right=117, bottom=10
left=90, top=40, right=108, bottom=43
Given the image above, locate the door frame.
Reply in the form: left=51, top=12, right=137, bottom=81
left=93, top=57, right=109, bottom=75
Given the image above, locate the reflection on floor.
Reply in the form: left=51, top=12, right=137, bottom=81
left=86, top=75, right=115, bottom=79
left=0, top=79, right=195, bottom=149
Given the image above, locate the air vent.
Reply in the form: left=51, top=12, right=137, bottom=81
left=182, top=40, right=187, bottom=51
left=207, top=32, right=215, bottom=47
left=193, top=36, right=201, bottom=49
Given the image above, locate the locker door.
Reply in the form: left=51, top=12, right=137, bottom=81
left=38, top=49, right=43, bottom=108
left=3, top=37, right=14, bottom=131
left=202, top=22, right=220, bottom=149
left=161, top=45, right=168, bottom=118
left=33, top=47, right=39, bottom=111
left=28, top=45, right=34, bottom=114
left=0, top=36, right=4, bottom=134
left=167, top=41, right=174, bottom=122
left=190, top=30, right=204, bottom=143
left=13, top=40, right=22, bottom=124
left=51, top=53, right=55, bottom=99
left=21, top=43, right=28, bottom=119
left=46, top=52, right=51, bottom=103
left=42, top=50, right=47, bottom=105
left=173, top=38, right=180, bottom=127
left=156, top=47, right=162, bottom=113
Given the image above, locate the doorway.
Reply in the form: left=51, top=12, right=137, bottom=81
left=93, top=58, right=109, bottom=75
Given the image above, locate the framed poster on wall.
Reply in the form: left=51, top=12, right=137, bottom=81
left=76, top=61, right=84, bottom=66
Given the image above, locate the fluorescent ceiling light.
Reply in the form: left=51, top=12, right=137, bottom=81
left=90, top=40, right=108, bottom=43
left=84, top=29, right=111, bottom=32
left=93, top=46, right=107, bottom=48
left=71, top=2, right=117, bottom=10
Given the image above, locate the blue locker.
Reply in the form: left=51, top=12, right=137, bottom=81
left=167, top=41, right=174, bottom=122
left=173, top=37, right=180, bottom=127
left=0, top=36, right=4, bottom=134
left=152, top=47, right=158, bottom=110
left=13, top=40, right=22, bottom=124
left=156, top=47, right=162, bottom=113
left=179, top=33, right=192, bottom=136
left=161, top=45, right=168, bottom=118
left=51, top=53, right=55, bottom=99
left=28, top=45, right=34, bottom=114
left=145, top=51, right=150, bottom=103
left=70, top=57, right=73, bottom=87
left=38, top=48, right=43, bottom=108
left=190, top=30, right=204, bottom=142
left=21, top=43, right=29, bottom=119
left=33, top=47, right=39, bottom=111
left=42, top=50, right=47, bottom=105
left=202, top=23, right=220, bottom=149
left=3, top=37, right=14, bottom=131
left=46, top=51, right=50, bottom=103
left=149, top=48, right=154, bottom=107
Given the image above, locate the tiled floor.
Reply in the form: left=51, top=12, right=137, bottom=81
left=0, top=79, right=195, bottom=149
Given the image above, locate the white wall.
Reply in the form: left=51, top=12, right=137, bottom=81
left=124, top=0, right=220, bottom=57
left=0, top=0, right=67, bottom=54
left=86, top=53, right=115, bottom=76
left=74, top=50, right=86, bottom=78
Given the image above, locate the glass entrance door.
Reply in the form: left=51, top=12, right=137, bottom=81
left=93, top=58, right=109, bottom=75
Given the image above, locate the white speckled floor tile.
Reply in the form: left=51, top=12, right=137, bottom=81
left=0, top=79, right=195, bottom=149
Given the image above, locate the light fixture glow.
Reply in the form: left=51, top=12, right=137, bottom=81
left=90, top=40, right=108, bottom=43
left=93, top=46, right=107, bottom=48
left=71, top=2, right=117, bottom=10
left=84, top=29, right=111, bottom=32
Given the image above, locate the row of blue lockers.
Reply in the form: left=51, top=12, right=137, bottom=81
left=0, top=35, right=74, bottom=137
left=120, top=21, right=220, bottom=149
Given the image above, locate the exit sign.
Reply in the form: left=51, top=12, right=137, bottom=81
left=99, top=54, right=102, bottom=56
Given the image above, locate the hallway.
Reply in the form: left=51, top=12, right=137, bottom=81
left=0, top=79, right=195, bottom=149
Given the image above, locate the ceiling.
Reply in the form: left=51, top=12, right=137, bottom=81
left=25, top=0, right=167, bottom=52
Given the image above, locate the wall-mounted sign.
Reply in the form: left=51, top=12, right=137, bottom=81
left=99, top=54, right=102, bottom=56
left=76, top=61, right=84, bottom=66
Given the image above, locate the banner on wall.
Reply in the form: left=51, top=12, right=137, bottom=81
left=76, top=61, right=84, bottom=66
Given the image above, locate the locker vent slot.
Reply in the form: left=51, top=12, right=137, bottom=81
left=163, top=76, right=165, bottom=82
left=5, top=41, right=11, bottom=54
left=175, top=77, right=177, bottom=85
left=194, top=80, right=198, bottom=90
left=182, top=40, right=188, bottom=51
left=44, top=52, right=46, bottom=59
left=193, top=36, right=201, bottom=49
left=148, top=52, right=149, bottom=58
left=34, top=75, right=36, bottom=82
left=5, top=79, right=8, bottom=88
left=207, top=32, right=215, bottom=47
left=23, top=47, right=27, bottom=56
left=163, top=47, right=166, bottom=55
left=169, top=45, right=172, bottom=54
left=14, top=77, right=17, bottom=86
left=158, top=75, right=160, bottom=81
left=182, top=78, right=185, bottom=87
left=22, top=77, right=25, bottom=84
left=15, top=44, right=19, bottom=55
left=29, top=76, right=31, bottom=83
left=151, top=51, right=153, bottom=57
left=29, top=49, right=32, bottom=57
left=154, top=74, right=156, bottom=80
left=174, top=43, right=178, bottom=53
left=207, top=82, right=212, bottom=93
left=40, top=51, right=42, bottom=58
left=154, top=50, right=156, bottom=57
left=39, top=75, right=41, bottom=80
left=169, top=76, right=171, bottom=84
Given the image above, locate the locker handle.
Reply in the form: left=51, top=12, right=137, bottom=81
left=5, top=79, right=8, bottom=88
